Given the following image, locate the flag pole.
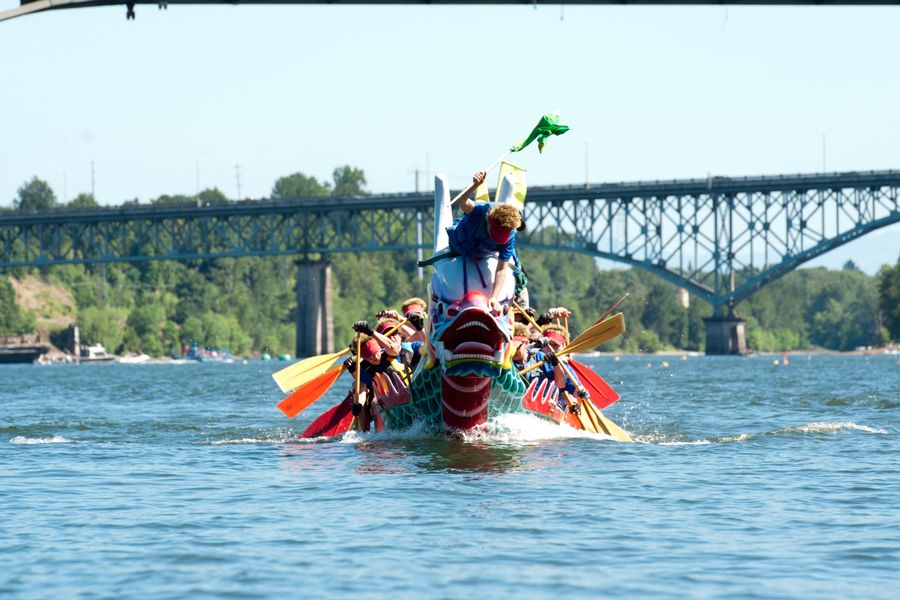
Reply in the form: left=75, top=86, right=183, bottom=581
left=450, top=149, right=513, bottom=207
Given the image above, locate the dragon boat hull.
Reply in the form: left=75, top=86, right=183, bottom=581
left=294, top=170, right=631, bottom=442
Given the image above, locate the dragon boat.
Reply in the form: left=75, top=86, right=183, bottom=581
left=275, top=172, right=631, bottom=442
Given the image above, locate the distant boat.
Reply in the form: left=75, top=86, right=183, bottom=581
left=80, top=343, right=115, bottom=363
left=118, top=352, right=151, bottom=364
left=183, top=343, right=234, bottom=363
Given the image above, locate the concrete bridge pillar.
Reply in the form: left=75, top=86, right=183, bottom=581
left=295, top=260, right=334, bottom=358
left=703, top=315, right=747, bottom=355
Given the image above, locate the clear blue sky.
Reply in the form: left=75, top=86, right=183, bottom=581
left=1, top=2, right=897, bottom=272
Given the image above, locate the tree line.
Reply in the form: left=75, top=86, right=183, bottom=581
left=2, top=171, right=899, bottom=355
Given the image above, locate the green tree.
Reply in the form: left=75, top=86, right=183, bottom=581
left=123, top=303, right=170, bottom=356
left=151, top=193, right=195, bottom=206
left=272, top=173, right=330, bottom=200
left=181, top=311, right=252, bottom=355
left=878, top=259, right=900, bottom=340
left=332, top=165, right=368, bottom=197
left=14, top=177, right=56, bottom=211
left=68, top=193, right=99, bottom=209
left=78, top=306, right=128, bottom=353
left=198, top=187, right=230, bottom=206
left=0, top=278, right=36, bottom=335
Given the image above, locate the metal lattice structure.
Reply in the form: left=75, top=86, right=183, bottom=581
left=1, top=169, right=898, bottom=312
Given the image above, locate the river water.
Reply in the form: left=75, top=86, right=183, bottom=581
left=2, top=355, right=898, bottom=599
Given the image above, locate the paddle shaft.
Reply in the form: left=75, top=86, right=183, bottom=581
left=512, top=300, right=541, bottom=331
left=517, top=313, right=624, bottom=376
left=449, top=150, right=512, bottom=207
left=594, top=293, right=629, bottom=326
left=350, top=338, right=363, bottom=431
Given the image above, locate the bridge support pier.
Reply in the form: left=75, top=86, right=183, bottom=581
left=295, top=260, right=334, bottom=358
left=703, top=315, right=746, bottom=355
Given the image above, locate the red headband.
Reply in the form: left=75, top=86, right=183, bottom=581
left=512, top=335, right=528, bottom=343
left=376, top=321, right=398, bottom=335
left=545, top=331, right=567, bottom=348
left=402, top=303, right=424, bottom=316
left=487, top=215, right=513, bottom=244
left=360, top=339, right=381, bottom=360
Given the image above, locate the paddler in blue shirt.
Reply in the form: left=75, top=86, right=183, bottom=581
left=530, top=324, right=588, bottom=412
left=446, top=171, right=525, bottom=314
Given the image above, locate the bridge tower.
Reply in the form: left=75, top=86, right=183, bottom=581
left=294, top=260, right=334, bottom=358
left=704, top=305, right=747, bottom=355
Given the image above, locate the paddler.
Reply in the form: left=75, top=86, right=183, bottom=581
left=445, top=171, right=524, bottom=314
left=400, top=297, right=427, bottom=343
left=509, top=323, right=532, bottom=372
left=531, top=324, right=588, bottom=412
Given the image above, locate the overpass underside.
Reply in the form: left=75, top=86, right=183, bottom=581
left=2, top=170, right=898, bottom=356
left=3, top=0, right=900, bottom=23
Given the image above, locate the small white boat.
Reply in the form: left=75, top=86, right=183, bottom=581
left=118, top=353, right=151, bottom=364
left=80, top=343, right=115, bottom=363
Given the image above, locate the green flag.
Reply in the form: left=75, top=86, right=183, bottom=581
left=510, top=113, right=570, bottom=153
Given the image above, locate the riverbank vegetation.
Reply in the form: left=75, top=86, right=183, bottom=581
left=3, top=173, right=898, bottom=355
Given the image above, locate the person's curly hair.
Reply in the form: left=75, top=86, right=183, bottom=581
left=401, top=297, right=427, bottom=313
left=489, top=204, right=522, bottom=230
left=542, top=323, right=569, bottom=344
left=512, top=323, right=530, bottom=338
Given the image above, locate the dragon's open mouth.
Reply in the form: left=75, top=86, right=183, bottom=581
left=438, top=309, right=506, bottom=376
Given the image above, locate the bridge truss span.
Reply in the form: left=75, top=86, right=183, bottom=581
left=1, top=170, right=898, bottom=316
left=521, top=170, right=900, bottom=312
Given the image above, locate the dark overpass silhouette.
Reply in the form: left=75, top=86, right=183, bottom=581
left=3, top=0, right=899, bottom=23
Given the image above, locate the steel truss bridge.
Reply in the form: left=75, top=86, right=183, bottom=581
left=2, top=169, right=898, bottom=315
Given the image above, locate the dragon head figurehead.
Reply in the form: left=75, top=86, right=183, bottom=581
left=419, top=173, right=520, bottom=432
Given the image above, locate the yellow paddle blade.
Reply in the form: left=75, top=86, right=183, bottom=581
left=276, top=362, right=344, bottom=418
left=594, top=409, right=633, bottom=442
left=559, top=312, right=625, bottom=356
left=272, top=349, right=348, bottom=393
left=518, top=313, right=626, bottom=377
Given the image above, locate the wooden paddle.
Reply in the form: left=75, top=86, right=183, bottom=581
left=349, top=337, right=364, bottom=432
left=568, top=358, right=620, bottom=410
left=272, top=319, right=409, bottom=393
left=273, top=349, right=347, bottom=394
left=593, top=293, right=629, bottom=326
left=301, top=392, right=354, bottom=439
left=518, top=312, right=626, bottom=376
left=558, top=360, right=632, bottom=442
left=276, top=362, right=344, bottom=418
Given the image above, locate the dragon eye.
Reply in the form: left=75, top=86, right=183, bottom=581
left=447, top=306, right=459, bottom=317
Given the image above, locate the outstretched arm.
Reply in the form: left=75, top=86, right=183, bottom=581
left=457, top=171, right=487, bottom=214
left=489, top=260, right=509, bottom=313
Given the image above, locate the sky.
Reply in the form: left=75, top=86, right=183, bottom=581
left=0, top=2, right=897, bottom=273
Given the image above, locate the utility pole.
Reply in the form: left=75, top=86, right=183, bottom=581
left=585, top=141, right=590, bottom=190
left=235, top=164, right=242, bottom=200
left=412, top=167, right=423, bottom=281
left=91, top=160, right=95, bottom=199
